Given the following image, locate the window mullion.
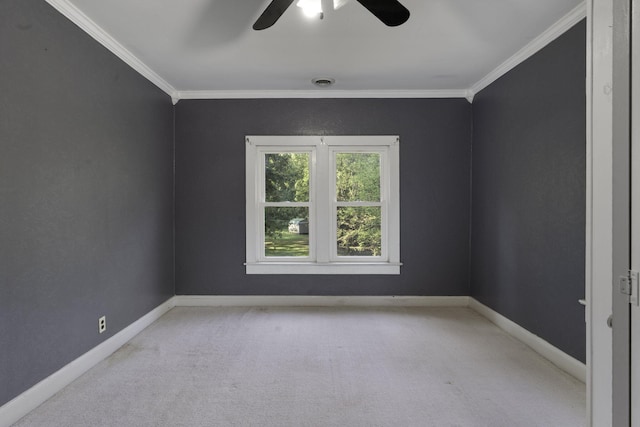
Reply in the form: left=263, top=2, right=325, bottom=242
left=334, top=202, right=383, bottom=207
left=316, top=143, right=331, bottom=263
left=262, top=202, right=309, bottom=207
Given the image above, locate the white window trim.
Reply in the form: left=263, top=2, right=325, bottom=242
left=245, top=135, right=401, bottom=274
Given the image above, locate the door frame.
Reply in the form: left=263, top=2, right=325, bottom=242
left=587, top=0, right=615, bottom=425
left=631, top=0, right=640, bottom=423
left=611, top=0, right=632, bottom=424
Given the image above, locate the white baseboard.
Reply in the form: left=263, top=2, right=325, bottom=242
left=172, top=295, right=470, bottom=307
left=468, top=298, right=586, bottom=383
left=0, top=298, right=175, bottom=427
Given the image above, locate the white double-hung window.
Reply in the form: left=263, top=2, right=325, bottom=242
left=245, top=135, right=400, bottom=274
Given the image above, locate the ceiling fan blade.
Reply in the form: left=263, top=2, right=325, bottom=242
left=253, top=0, right=296, bottom=30
left=354, top=0, right=409, bottom=26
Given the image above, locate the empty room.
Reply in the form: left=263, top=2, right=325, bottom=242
left=2, top=0, right=626, bottom=425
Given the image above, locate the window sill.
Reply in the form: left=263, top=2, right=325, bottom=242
left=245, top=262, right=402, bottom=275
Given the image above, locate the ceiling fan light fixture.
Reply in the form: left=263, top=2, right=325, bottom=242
left=296, top=0, right=323, bottom=18
left=312, top=77, right=335, bottom=87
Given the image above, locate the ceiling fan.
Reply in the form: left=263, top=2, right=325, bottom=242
left=253, top=0, right=410, bottom=30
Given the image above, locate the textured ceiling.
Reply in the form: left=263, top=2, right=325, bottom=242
left=57, top=0, right=584, bottom=96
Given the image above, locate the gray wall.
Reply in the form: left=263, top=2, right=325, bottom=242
left=175, top=99, right=472, bottom=296
left=0, top=0, right=174, bottom=406
left=470, top=21, right=586, bottom=361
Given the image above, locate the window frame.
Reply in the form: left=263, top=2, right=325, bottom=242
left=245, top=135, right=400, bottom=275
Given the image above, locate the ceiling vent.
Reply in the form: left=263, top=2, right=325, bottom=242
left=312, top=77, right=335, bottom=87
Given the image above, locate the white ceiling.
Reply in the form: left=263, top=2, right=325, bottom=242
left=50, top=0, right=585, bottom=99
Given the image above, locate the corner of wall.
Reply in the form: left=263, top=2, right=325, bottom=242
left=172, top=103, right=177, bottom=297
left=468, top=102, right=474, bottom=298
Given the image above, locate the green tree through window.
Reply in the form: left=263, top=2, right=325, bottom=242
left=336, top=153, right=382, bottom=256
left=264, top=153, right=309, bottom=256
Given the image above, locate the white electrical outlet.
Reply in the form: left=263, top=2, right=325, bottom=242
left=98, top=316, right=106, bottom=334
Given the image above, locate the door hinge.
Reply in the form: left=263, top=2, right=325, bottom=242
left=620, top=270, right=640, bottom=305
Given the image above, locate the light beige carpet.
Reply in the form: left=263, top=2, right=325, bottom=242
left=14, top=307, right=585, bottom=426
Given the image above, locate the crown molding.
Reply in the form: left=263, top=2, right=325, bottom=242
left=173, top=89, right=471, bottom=102
left=44, top=0, right=177, bottom=99
left=469, top=1, right=587, bottom=97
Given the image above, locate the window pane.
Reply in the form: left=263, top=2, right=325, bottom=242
left=265, top=153, right=309, bottom=202
left=336, top=153, right=380, bottom=202
left=337, top=206, right=381, bottom=256
left=265, top=207, right=309, bottom=257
